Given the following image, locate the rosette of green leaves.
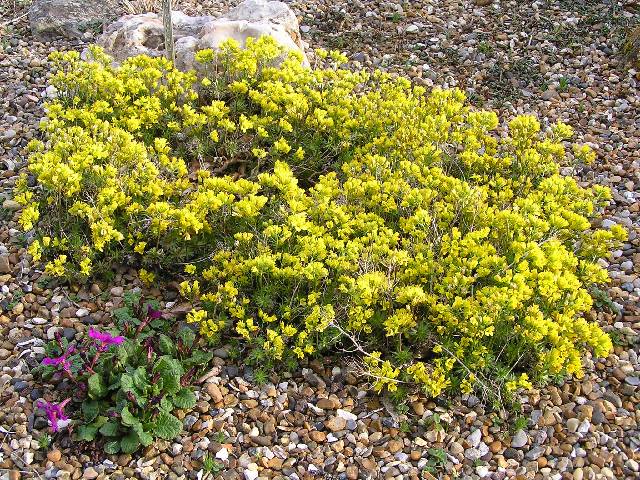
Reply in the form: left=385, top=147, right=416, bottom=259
left=78, top=326, right=212, bottom=453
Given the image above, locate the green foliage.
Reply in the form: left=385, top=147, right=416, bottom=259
left=512, top=415, right=528, bottom=432
left=36, top=295, right=211, bottom=454
left=37, top=433, right=52, bottom=450
left=252, top=368, right=270, bottom=387
left=423, top=448, right=447, bottom=475
left=212, top=431, right=228, bottom=444
left=202, top=454, right=224, bottom=474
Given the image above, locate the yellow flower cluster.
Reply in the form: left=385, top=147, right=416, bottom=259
left=19, top=37, right=625, bottom=399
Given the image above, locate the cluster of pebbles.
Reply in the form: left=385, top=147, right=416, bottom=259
left=1, top=0, right=638, bottom=479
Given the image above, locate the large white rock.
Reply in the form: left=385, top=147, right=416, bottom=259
left=97, top=0, right=308, bottom=70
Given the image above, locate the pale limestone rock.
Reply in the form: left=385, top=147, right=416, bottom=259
left=96, top=0, right=308, bottom=70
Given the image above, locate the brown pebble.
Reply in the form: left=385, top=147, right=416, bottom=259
left=47, top=449, right=62, bottom=463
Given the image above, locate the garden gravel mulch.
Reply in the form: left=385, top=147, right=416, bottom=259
left=0, top=0, right=639, bottom=479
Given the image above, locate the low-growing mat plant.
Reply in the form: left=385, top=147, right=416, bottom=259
left=20, top=36, right=625, bottom=411
left=35, top=297, right=212, bottom=453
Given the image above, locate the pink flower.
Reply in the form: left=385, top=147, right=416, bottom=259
left=42, top=345, right=75, bottom=372
left=37, top=399, right=70, bottom=432
left=88, top=329, right=124, bottom=351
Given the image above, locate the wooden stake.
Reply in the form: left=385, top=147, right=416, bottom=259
left=162, top=0, right=175, bottom=63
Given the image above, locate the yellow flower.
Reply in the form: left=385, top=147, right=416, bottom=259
left=139, top=268, right=155, bottom=285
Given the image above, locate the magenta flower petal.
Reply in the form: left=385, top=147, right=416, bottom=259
left=88, top=329, right=125, bottom=350
left=88, top=329, right=111, bottom=343
left=42, top=345, right=75, bottom=372
left=147, top=306, right=163, bottom=319
left=37, top=399, right=70, bottom=433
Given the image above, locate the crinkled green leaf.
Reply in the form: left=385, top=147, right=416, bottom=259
left=99, top=420, right=120, bottom=437
left=172, top=388, right=196, bottom=410
left=132, top=367, right=148, bottom=390
left=153, top=412, right=182, bottom=440
left=178, top=327, right=196, bottom=348
left=133, top=423, right=154, bottom=447
left=183, top=349, right=213, bottom=368
left=82, top=400, right=100, bottom=423
left=88, top=373, right=107, bottom=399
left=104, top=440, right=120, bottom=454
left=120, top=373, right=134, bottom=393
left=77, top=424, right=98, bottom=442
left=120, top=433, right=140, bottom=454
left=160, top=396, right=173, bottom=411
left=158, top=334, right=176, bottom=355
left=154, top=356, right=183, bottom=395
left=93, top=416, right=108, bottom=428
left=120, top=405, right=139, bottom=427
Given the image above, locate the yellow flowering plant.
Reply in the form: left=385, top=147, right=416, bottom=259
left=18, top=37, right=625, bottom=403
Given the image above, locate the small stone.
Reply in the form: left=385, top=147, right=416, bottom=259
left=467, top=429, right=482, bottom=448
left=489, top=440, right=502, bottom=454
left=110, top=286, right=124, bottom=296
left=216, top=448, right=229, bottom=461
left=336, top=408, right=357, bottom=422
left=464, top=442, right=489, bottom=461
left=625, top=376, right=640, bottom=386
left=449, top=441, right=464, bottom=457
left=207, top=383, right=223, bottom=403
left=346, top=465, right=358, bottom=480
left=243, top=468, right=258, bottom=480
left=325, top=416, right=347, bottom=432
left=47, top=449, right=62, bottom=462
left=2, top=129, right=17, bottom=140
left=511, top=430, right=528, bottom=448
left=567, top=418, right=580, bottom=433
left=317, top=398, right=338, bottom=410
left=0, top=255, right=10, bottom=274
left=309, top=431, right=326, bottom=442
left=387, top=439, right=403, bottom=454
left=82, top=467, right=98, bottom=480
left=411, top=401, right=425, bottom=416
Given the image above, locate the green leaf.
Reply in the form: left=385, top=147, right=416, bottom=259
left=133, top=423, right=154, bottom=447
left=132, top=367, right=148, bottom=390
left=159, top=334, right=176, bottom=355
left=178, top=327, right=196, bottom=348
left=77, top=424, right=98, bottom=442
left=82, top=400, right=100, bottom=423
left=88, top=373, right=107, bottom=399
left=160, top=396, right=173, bottom=411
left=154, top=356, right=183, bottom=395
left=115, top=344, right=129, bottom=365
left=120, top=433, right=141, bottom=454
left=99, top=421, right=120, bottom=437
left=92, top=416, right=108, bottom=429
left=120, top=406, right=139, bottom=427
left=120, top=373, right=134, bottom=393
left=183, top=349, right=213, bottom=368
left=153, top=412, right=182, bottom=440
left=172, top=388, right=196, bottom=410
left=104, top=440, right=120, bottom=454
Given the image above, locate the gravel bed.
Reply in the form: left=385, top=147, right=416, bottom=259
left=0, top=1, right=638, bottom=479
